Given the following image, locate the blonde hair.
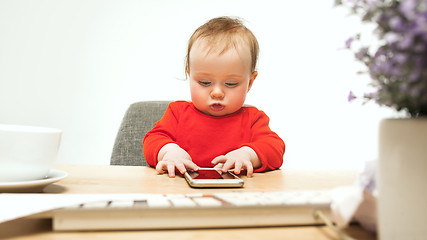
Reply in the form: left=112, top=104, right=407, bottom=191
left=185, top=16, right=259, bottom=75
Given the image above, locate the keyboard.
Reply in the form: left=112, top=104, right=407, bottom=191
left=35, top=190, right=333, bottom=231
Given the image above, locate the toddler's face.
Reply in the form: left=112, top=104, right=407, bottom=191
left=188, top=40, right=257, bottom=117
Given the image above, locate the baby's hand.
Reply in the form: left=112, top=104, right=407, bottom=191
left=211, top=147, right=260, bottom=177
left=156, top=143, right=199, bottom=178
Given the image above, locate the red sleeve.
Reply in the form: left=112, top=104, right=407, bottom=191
left=241, top=110, right=285, bottom=172
left=143, top=103, right=179, bottom=167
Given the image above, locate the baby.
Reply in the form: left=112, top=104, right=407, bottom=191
left=143, top=16, right=285, bottom=178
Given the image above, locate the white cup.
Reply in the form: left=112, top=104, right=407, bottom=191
left=0, top=124, right=62, bottom=182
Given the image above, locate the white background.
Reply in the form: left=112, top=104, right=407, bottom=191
left=0, top=0, right=396, bottom=169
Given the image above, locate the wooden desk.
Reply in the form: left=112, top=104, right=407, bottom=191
left=0, top=165, right=377, bottom=240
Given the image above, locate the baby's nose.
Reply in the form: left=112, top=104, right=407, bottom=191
left=210, top=86, right=224, bottom=100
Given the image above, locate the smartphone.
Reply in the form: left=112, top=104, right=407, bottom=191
left=184, top=168, right=244, bottom=188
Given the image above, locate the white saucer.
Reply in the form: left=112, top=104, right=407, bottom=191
left=0, top=169, right=68, bottom=193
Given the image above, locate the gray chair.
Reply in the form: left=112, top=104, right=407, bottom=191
left=110, top=101, right=170, bottom=166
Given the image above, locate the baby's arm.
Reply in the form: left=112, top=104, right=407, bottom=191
left=156, top=143, right=199, bottom=178
left=211, top=146, right=260, bottom=177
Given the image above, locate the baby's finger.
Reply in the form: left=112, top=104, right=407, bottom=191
left=167, top=162, right=176, bottom=178
left=234, top=161, right=243, bottom=175
left=221, top=159, right=235, bottom=173
left=175, top=161, right=187, bottom=175
left=213, top=163, right=224, bottom=169
left=211, top=155, right=227, bottom=165
left=245, top=162, right=254, bottom=177
left=155, top=161, right=166, bottom=174
left=184, top=160, right=199, bottom=172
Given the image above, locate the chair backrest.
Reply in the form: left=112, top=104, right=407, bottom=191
left=110, top=101, right=170, bottom=166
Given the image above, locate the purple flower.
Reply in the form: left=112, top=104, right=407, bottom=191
left=384, top=32, right=401, bottom=44
left=392, top=53, right=408, bottom=64
left=398, top=33, right=414, bottom=49
left=414, top=14, right=427, bottom=34
left=399, top=0, right=418, bottom=20
left=345, top=37, right=354, bottom=48
left=348, top=91, right=357, bottom=102
left=389, top=16, right=406, bottom=31
left=367, top=91, right=376, bottom=99
left=355, top=47, right=369, bottom=60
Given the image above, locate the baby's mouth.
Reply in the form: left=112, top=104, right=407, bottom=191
left=209, top=103, right=225, bottom=112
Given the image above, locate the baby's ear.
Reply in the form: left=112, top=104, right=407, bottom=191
left=186, top=66, right=191, bottom=77
left=248, top=71, right=258, bottom=91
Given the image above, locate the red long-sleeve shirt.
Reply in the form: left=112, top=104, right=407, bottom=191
left=143, top=101, right=285, bottom=172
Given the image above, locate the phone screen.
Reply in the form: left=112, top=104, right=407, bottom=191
left=188, top=169, right=237, bottom=180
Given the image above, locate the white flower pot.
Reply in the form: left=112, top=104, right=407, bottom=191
left=378, top=118, right=427, bottom=240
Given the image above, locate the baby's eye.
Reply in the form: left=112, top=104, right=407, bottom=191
left=225, top=82, right=238, bottom=87
left=198, top=81, right=211, bottom=86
